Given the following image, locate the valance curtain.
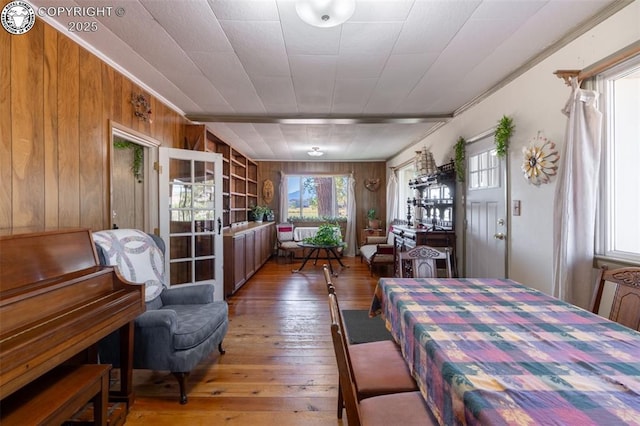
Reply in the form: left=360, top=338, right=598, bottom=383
left=344, top=174, right=356, bottom=257
left=552, top=78, right=603, bottom=308
left=386, top=171, right=398, bottom=231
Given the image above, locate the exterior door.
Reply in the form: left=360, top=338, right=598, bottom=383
left=159, top=147, right=224, bottom=300
left=464, top=135, right=507, bottom=278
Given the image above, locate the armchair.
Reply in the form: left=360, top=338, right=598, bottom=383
left=359, top=231, right=395, bottom=276
left=93, top=229, right=228, bottom=404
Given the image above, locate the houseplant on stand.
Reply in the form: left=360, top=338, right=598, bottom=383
left=367, top=209, right=380, bottom=229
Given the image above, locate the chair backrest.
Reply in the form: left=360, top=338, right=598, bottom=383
left=93, top=229, right=165, bottom=302
left=328, top=293, right=361, bottom=426
left=323, top=264, right=335, bottom=295
left=398, top=245, right=451, bottom=278
left=276, top=223, right=295, bottom=242
left=590, top=266, right=640, bottom=331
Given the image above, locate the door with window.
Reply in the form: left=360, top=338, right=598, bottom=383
left=465, top=136, right=507, bottom=278
left=159, top=148, right=224, bottom=300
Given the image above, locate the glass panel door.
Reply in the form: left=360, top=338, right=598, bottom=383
left=159, top=148, right=223, bottom=300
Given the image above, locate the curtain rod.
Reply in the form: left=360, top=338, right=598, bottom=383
left=390, top=157, right=415, bottom=171
left=554, top=40, right=640, bottom=85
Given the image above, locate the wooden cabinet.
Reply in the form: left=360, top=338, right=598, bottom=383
left=396, top=159, right=458, bottom=277
left=223, top=222, right=275, bottom=298
left=407, top=160, right=456, bottom=231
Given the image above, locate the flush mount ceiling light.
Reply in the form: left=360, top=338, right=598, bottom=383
left=307, top=147, right=324, bottom=157
left=295, top=0, right=356, bottom=28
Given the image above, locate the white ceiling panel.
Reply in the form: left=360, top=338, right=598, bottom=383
left=32, top=0, right=626, bottom=161
left=209, top=0, right=280, bottom=21
left=339, top=22, right=404, bottom=55
left=141, top=0, right=233, bottom=53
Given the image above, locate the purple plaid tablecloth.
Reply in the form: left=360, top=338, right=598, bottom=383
left=369, top=278, right=640, bottom=426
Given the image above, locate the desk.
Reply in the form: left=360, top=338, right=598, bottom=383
left=370, top=278, right=640, bottom=426
left=292, top=243, right=346, bottom=276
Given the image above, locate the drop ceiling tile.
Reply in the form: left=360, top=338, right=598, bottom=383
left=336, top=53, right=389, bottom=78
left=393, top=0, right=480, bottom=54
left=208, top=0, right=279, bottom=21
left=251, top=76, right=297, bottom=107
left=350, top=0, right=415, bottom=22
left=219, top=20, right=291, bottom=76
left=339, top=22, right=404, bottom=55
left=141, top=0, right=233, bottom=53
left=332, top=78, right=378, bottom=114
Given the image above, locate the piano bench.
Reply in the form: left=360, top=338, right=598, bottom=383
left=0, top=364, right=111, bottom=426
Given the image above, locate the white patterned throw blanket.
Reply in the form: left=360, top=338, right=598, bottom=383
left=93, top=229, right=165, bottom=302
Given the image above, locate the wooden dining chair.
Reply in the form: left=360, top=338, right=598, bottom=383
left=590, top=266, right=640, bottom=331
left=328, top=293, right=437, bottom=426
left=399, top=245, right=452, bottom=278
left=322, top=266, right=418, bottom=419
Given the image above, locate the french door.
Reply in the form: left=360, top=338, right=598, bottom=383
left=159, top=148, right=224, bottom=300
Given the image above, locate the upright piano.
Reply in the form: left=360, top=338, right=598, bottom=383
left=0, top=228, right=145, bottom=419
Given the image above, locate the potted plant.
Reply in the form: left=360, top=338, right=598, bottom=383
left=303, top=223, right=344, bottom=247
left=367, top=209, right=380, bottom=229
left=252, top=205, right=271, bottom=223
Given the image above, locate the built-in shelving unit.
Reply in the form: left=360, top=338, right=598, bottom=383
left=185, top=124, right=259, bottom=228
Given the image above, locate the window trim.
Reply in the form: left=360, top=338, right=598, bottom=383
left=594, top=54, right=640, bottom=264
left=286, top=174, right=348, bottom=219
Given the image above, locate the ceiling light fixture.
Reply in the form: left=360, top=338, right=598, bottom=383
left=307, top=147, right=324, bottom=157
left=295, top=0, right=356, bottom=28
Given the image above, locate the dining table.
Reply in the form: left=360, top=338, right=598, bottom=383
left=369, top=277, right=640, bottom=426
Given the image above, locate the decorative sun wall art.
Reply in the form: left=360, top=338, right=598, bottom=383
left=521, top=133, right=560, bottom=186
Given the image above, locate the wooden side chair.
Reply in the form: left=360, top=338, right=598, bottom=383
left=327, top=293, right=437, bottom=426
left=276, top=223, right=298, bottom=263
left=322, top=266, right=418, bottom=419
left=399, top=245, right=452, bottom=278
left=590, top=266, right=640, bottom=331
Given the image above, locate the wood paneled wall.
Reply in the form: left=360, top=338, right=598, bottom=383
left=258, top=161, right=387, bottom=232
left=0, top=16, right=188, bottom=232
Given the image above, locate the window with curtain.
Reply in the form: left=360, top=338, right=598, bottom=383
left=286, top=175, right=348, bottom=218
left=596, top=55, right=640, bottom=263
left=397, top=163, right=415, bottom=222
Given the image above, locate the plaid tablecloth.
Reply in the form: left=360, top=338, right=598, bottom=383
left=369, top=278, right=640, bottom=426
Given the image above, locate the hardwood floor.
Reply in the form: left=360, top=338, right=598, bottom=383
left=124, top=256, right=383, bottom=425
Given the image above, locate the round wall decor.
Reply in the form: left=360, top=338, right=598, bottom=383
left=521, top=133, right=559, bottom=186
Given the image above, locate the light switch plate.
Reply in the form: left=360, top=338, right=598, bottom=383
left=513, top=200, right=521, bottom=216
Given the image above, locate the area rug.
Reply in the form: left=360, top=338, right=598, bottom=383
left=341, top=310, right=392, bottom=344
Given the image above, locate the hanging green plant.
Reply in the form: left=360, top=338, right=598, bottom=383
left=113, top=140, right=144, bottom=181
left=494, top=115, right=515, bottom=158
left=454, top=136, right=466, bottom=182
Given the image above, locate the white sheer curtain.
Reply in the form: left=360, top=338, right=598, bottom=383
left=279, top=171, right=288, bottom=223
left=552, top=78, right=603, bottom=308
left=344, top=174, right=357, bottom=257
left=386, top=170, right=398, bottom=232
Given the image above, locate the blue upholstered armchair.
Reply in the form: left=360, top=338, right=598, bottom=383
left=93, top=229, right=228, bottom=404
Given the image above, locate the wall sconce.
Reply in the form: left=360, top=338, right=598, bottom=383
left=131, top=93, right=153, bottom=123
